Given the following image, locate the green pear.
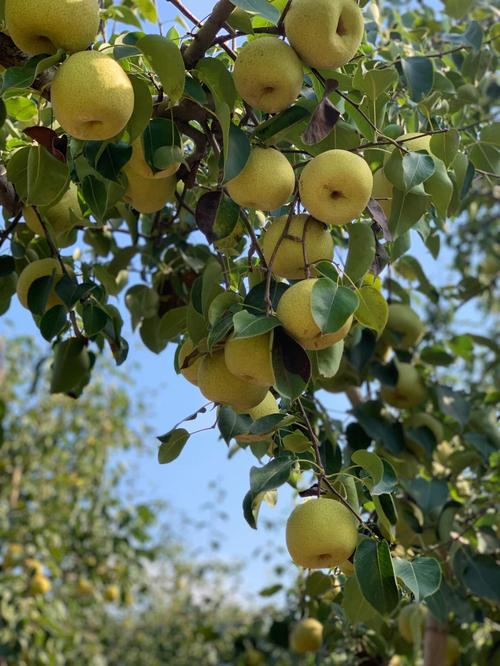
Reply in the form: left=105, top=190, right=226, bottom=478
left=23, top=182, right=84, bottom=240
left=380, top=361, right=427, bottom=409
left=226, top=147, right=295, bottom=210
left=299, top=150, right=373, bottom=226
left=127, top=138, right=180, bottom=179
left=382, top=303, right=425, bottom=350
left=51, top=51, right=135, bottom=141
left=285, top=0, right=364, bottom=69
left=233, top=36, right=303, bottom=113
left=5, top=0, right=99, bottom=55
left=123, top=164, right=176, bottom=214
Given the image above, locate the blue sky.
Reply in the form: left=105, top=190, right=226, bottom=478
left=1, top=0, right=484, bottom=603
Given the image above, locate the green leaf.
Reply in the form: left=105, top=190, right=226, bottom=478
left=157, top=428, right=190, bottom=464
left=218, top=406, right=253, bottom=443
left=28, top=274, right=55, bottom=315
left=1, top=56, right=43, bottom=92
left=354, top=286, right=388, bottom=336
left=344, top=223, right=376, bottom=283
left=342, top=574, right=384, bottom=630
left=232, top=310, right=280, bottom=338
left=312, top=340, right=344, bottom=378
left=354, top=539, right=399, bottom=615
left=249, top=453, right=294, bottom=495
left=272, top=329, right=311, bottom=401
left=311, top=279, right=359, bottom=334
left=469, top=142, right=499, bottom=174
left=137, top=35, right=185, bottom=105
left=402, top=153, right=436, bottom=191
left=140, top=315, right=168, bottom=353
left=196, top=57, right=237, bottom=109
left=388, top=189, right=431, bottom=238
left=40, top=305, right=67, bottom=341
left=443, top=0, right=474, bottom=19
left=159, top=306, right=187, bottom=340
left=50, top=337, right=91, bottom=394
left=26, top=145, right=70, bottom=207
left=127, top=75, right=154, bottom=142
left=254, top=105, right=310, bottom=143
left=223, top=123, right=251, bottom=183
left=0, top=98, right=6, bottom=130
left=242, top=489, right=272, bottom=529
left=142, top=118, right=182, bottom=175
left=453, top=551, right=500, bottom=603
left=393, top=557, right=442, bottom=602
left=430, top=130, right=460, bottom=166
left=82, top=302, right=109, bottom=337
left=355, top=67, right=398, bottom=99
left=425, top=159, right=453, bottom=218
left=402, top=478, right=448, bottom=515
left=351, top=449, right=384, bottom=486
left=231, top=0, right=280, bottom=23
left=401, top=57, right=434, bottom=102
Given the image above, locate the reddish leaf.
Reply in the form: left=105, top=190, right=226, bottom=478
left=367, top=198, right=392, bottom=241
left=24, top=126, right=67, bottom=163
left=302, top=79, right=341, bottom=145
left=195, top=190, right=222, bottom=243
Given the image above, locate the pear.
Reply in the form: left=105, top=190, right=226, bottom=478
left=178, top=338, right=202, bottom=386
left=290, top=618, right=324, bottom=654
left=285, top=0, right=364, bottom=69
left=197, top=350, right=268, bottom=412
left=224, top=332, right=275, bottom=387
left=445, top=636, right=460, bottom=666
left=5, top=0, right=99, bottom=55
left=104, top=584, right=120, bottom=603
left=236, top=391, right=280, bottom=443
left=51, top=51, right=135, bottom=141
left=382, top=303, right=425, bottom=349
left=127, top=138, right=180, bottom=179
left=226, top=147, right=295, bottom=210
left=276, top=278, right=353, bottom=350
left=29, top=572, right=51, bottom=595
left=286, top=498, right=358, bottom=569
left=299, top=150, right=373, bottom=226
left=380, top=362, right=427, bottom=409
left=233, top=36, right=303, bottom=113
left=16, top=258, right=64, bottom=310
left=261, top=214, right=334, bottom=279
left=23, top=182, right=83, bottom=238
left=123, top=164, right=176, bottom=214
left=404, top=413, right=444, bottom=450
left=398, top=604, right=427, bottom=643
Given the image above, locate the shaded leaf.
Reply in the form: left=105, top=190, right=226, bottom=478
left=157, top=428, right=190, bottom=464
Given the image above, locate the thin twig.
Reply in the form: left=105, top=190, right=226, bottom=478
left=238, top=208, right=268, bottom=268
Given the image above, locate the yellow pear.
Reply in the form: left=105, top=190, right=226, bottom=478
left=226, top=147, right=295, bottom=210
left=197, top=350, right=268, bottom=412
left=398, top=603, right=427, bottom=643
left=339, top=559, right=355, bottom=576
left=299, top=150, right=373, bottom=226
left=381, top=362, right=427, bottom=409
left=29, top=572, right=51, bottom=595
left=276, top=278, right=353, bottom=350
left=123, top=165, right=176, bottom=214
left=51, top=51, right=134, bottom=141
left=127, top=138, right=180, bottom=179
left=290, top=618, right=324, bottom=653
left=76, top=578, right=93, bottom=596
left=261, top=214, right=334, bottom=279
left=236, top=391, right=280, bottom=443
left=16, top=258, right=65, bottom=310
left=104, top=584, right=120, bottom=603
left=286, top=498, right=358, bottom=569
left=178, top=338, right=202, bottom=386
left=446, top=636, right=460, bottom=666
left=404, top=413, right=444, bottom=448
left=383, top=303, right=425, bottom=349
left=224, top=332, right=275, bottom=387
left=285, top=0, right=364, bottom=69
left=23, top=182, right=83, bottom=237
left=5, top=0, right=99, bottom=55
left=233, top=36, right=303, bottom=113
left=399, top=132, right=432, bottom=153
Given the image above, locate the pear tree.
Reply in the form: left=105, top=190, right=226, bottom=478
left=0, top=0, right=498, bottom=664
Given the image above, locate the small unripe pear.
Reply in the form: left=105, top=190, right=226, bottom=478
left=398, top=603, right=427, bottom=643
left=383, top=303, right=425, bottom=350
left=290, top=617, right=324, bottom=653
left=380, top=362, right=427, bottom=409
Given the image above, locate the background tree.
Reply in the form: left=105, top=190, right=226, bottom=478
left=0, top=0, right=499, bottom=664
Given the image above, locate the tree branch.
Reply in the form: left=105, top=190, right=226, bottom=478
left=0, top=33, right=26, bottom=69
left=180, top=0, right=236, bottom=68
left=423, top=615, right=447, bottom=666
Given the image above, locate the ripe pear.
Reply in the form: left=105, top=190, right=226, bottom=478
left=29, top=572, right=51, bottom=595
left=51, top=51, right=134, bottom=141
left=233, top=36, right=303, bottom=113
left=290, top=617, right=324, bottom=654
left=299, top=150, right=373, bottom=226
left=398, top=603, right=427, bottom=643
left=286, top=498, right=358, bottom=569
left=123, top=165, right=176, bottom=214
left=262, top=214, right=334, bottom=279
left=383, top=303, right=425, bottom=349
left=104, top=584, right=120, bottom=603
left=339, top=559, right=355, bottom=576
left=226, top=147, right=295, bottom=211
left=276, top=278, right=353, bottom=350
left=380, top=362, right=427, bottom=409
left=5, top=0, right=99, bottom=55
left=236, top=391, right=280, bottom=443
left=178, top=338, right=202, bottom=386
left=197, top=350, right=268, bottom=412
left=16, top=258, right=64, bottom=310
left=127, top=138, right=180, bottom=179
left=224, top=332, right=275, bottom=387
left=24, top=182, right=83, bottom=237
left=285, top=0, right=364, bottom=69
left=446, top=636, right=460, bottom=666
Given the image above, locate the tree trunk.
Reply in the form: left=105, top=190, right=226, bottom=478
left=423, top=614, right=447, bottom=666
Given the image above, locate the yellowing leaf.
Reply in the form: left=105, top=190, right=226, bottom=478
left=354, top=286, right=388, bottom=336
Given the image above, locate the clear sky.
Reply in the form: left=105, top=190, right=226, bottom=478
left=0, top=0, right=483, bottom=603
